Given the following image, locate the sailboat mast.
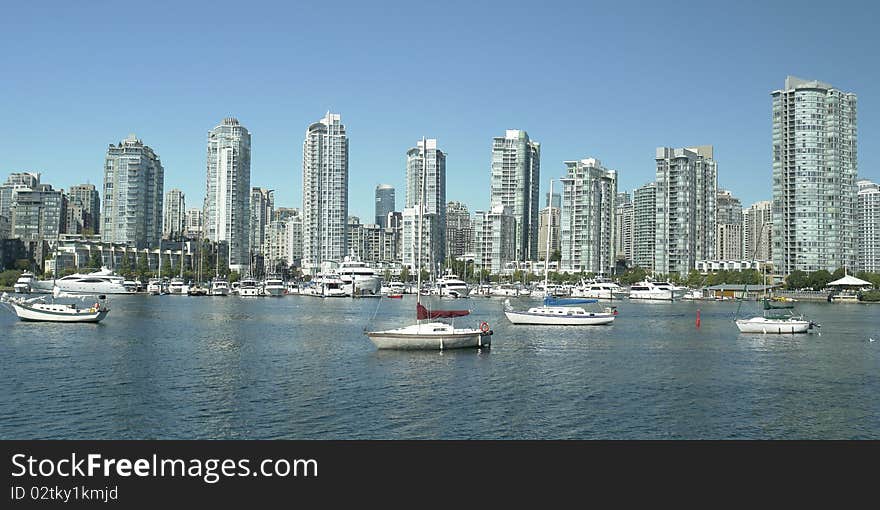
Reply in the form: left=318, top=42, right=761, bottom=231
left=544, top=179, right=553, bottom=290
left=416, top=137, right=426, bottom=309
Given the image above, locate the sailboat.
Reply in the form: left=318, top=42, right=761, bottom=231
left=364, top=137, right=492, bottom=350
left=734, top=224, right=818, bottom=334
left=504, top=179, right=616, bottom=326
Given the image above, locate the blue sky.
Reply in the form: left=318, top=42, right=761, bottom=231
left=1, top=0, right=878, bottom=220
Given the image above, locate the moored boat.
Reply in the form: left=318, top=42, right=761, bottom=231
left=1, top=293, right=110, bottom=323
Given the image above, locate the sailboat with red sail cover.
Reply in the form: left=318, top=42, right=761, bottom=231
left=364, top=138, right=492, bottom=350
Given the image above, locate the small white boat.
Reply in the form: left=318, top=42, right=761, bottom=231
left=263, top=276, right=286, bottom=296
left=504, top=298, right=616, bottom=325
left=366, top=320, right=491, bottom=350
left=168, top=277, right=189, bottom=295
left=628, top=280, right=675, bottom=301
left=432, top=270, right=469, bottom=298
left=210, top=277, right=230, bottom=296
left=146, top=278, right=165, bottom=295
left=571, top=280, right=625, bottom=300
left=735, top=316, right=812, bottom=334
left=489, top=284, right=531, bottom=297
left=238, top=277, right=261, bottom=297
left=1, top=293, right=110, bottom=323
left=13, top=271, right=35, bottom=294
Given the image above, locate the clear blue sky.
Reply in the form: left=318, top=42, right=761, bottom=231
left=1, top=0, right=878, bottom=220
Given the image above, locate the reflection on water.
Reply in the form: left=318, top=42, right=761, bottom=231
left=1, top=295, right=878, bottom=439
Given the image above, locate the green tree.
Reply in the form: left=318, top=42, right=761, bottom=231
left=119, top=253, right=132, bottom=277
left=785, top=270, right=809, bottom=290
left=399, top=266, right=410, bottom=282
left=807, top=269, right=833, bottom=291
left=419, top=269, right=430, bottom=282
left=14, top=259, right=31, bottom=271
left=685, top=270, right=703, bottom=287
left=0, top=269, right=23, bottom=287
left=831, top=267, right=846, bottom=281
left=88, top=251, right=103, bottom=269
left=228, top=270, right=240, bottom=283
left=550, top=250, right=561, bottom=263
left=136, top=251, right=149, bottom=279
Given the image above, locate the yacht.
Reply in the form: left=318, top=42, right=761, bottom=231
left=529, top=283, right=566, bottom=298
left=337, top=255, right=381, bottom=296
left=571, top=280, right=625, bottom=300
left=263, top=276, right=286, bottom=297
left=123, top=279, right=140, bottom=293
left=628, top=281, right=676, bottom=301
left=146, top=278, right=164, bottom=295
left=433, top=269, right=469, bottom=298
left=167, top=277, right=189, bottom=295
left=285, top=281, right=301, bottom=295
left=52, top=268, right=133, bottom=295
left=238, top=277, right=261, bottom=297
left=210, top=277, right=230, bottom=296
left=382, top=281, right=409, bottom=295
left=316, top=274, right=347, bottom=297
left=469, top=284, right=493, bottom=297
left=13, top=271, right=35, bottom=294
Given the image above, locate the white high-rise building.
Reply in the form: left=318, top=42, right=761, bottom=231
left=205, top=117, right=251, bottom=271
left=715, top=189, right=743, bottom=260
left=614, top=192, right=634, bottom=266
left=633, top=182, right=656, bottom=271
left=184, top=208, right=204, bottom=239
left=250, top=187, right=274, bottom=256
left=538, top=205, right=560, bottom=259
left=0, top=172, right=41, bottom=219
left=401, top=207, right=441, bottom=272
left=490, top=129, right=540, bottom=262
left=163, top=188, right=185, bottom=240
left=405, top=138, right=446, bottom=265
left=559, top=158, right=617, bottom=275
left=302, top=112, right=348, bottom=275
left=654, top=146, right=717, bottom=277
left=772, top=76, right=857, bottom=275
left=473, top=205, right=516, bottom=274
left=743, top=200, right=772, bottom=262
left=857, top=179, right=879, bottom=272
left=102, top=135, right=164, bottom=248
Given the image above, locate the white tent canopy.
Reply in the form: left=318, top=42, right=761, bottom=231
left=827, top=275, right=873, bottom=287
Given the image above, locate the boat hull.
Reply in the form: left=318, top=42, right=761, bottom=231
left=264, top=287, right=286, bottom=296
left=504, top=310, right=615, bottom=325
left=735, top=318, right=810, bottom=334
left=10, top=303, right=109, bottom=323
left=366, top=322, right=491, bottom=350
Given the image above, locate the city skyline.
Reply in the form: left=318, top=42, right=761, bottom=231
left=3, top=2, right=879, bottom=223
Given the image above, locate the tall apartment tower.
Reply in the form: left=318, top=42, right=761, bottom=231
left=163, top=188, right=186, bottom=240
left=857, top=179, right=879, bottom=272
left=446, top=200, right=473, bottom=260
left=715, top=189, right=743, bottom=260
left=473, top=205, right=516, bottom=274
left=489, top=129, right=540, bottom=262
left=250, top=187, right=275, bottom=256
left=205, top=117, right=251, bottom=271
left=559, top=158, right=617, bottom=274
left=184, top=208, right=204, bottom=239
left=102, top=134, right=164, bottom=248
left=654, top=146, right=717, bottom=277
left=66, top=184, right=100, bottom=235
left=538, top=205, right=560, bottom=259
left=375, top=184, right=395, bottom=228
left=405, top=138, right=446, bottom=266
left=302, top=112, right=348, bottom=274
left=0, top=172, right=41, bottom=219
left=772, top=76, right=857, bottom=275
left=744, top=200, right=773, bottom=261
left=633, top=182, right=657, bottom=271
left=614, top=192, right=634, bottom=266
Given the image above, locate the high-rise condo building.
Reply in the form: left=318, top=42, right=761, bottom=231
left=184, top=208, right=204, bottom=239
left=10, top=184, right=65, bottom=244
left=743, top=200, right=772, bottom=261
left=772, top=76, right=857, bottom=275
left=857, top=179, right=879, bottom=272
left=614, top=192, right=634, bottom=266
left=302, top=112, right=348, bottom=274
left=446, top=201, right=473, bottom=260
left=375, top=184, right=395, bottom=228
left=490, top=129, right=540, bottom=262
left=163, top=188, right=186, bottom=240
left=1, top=172, right=41, bottom=219
left=654, top=146, right=717, bottom=277
left=560, top=158, right=617, bottom=275
left=102, top=134, right=164, bottom=248
left=250, top=187, right=274, bottom=256
left=538, top=205, right=560, bottom=259
left=473, top=205, right=516, bottom=274
left=66, top=184, right=100, bottom=235
left=633, top=182, right=657, bottom=271
left=205, top=118, right=251, bottom=271
left=405, top=138, right=446, bottom=266
left=715, top=189, right=743, bottom=260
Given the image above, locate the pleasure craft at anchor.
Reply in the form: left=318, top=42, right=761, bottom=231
left=263, top=276, right=286, bottom=296
left=1, top=292, right=110, bottom=323
left=13, top=271, right=35, bottom=294
left=337, top=256, right=381, bottom=296
left=51, top=268, right=133, bottom=295
left=238, top=277, right=261, bottom=297
left=210, top=277, right=230, bottom=296
left=503, top=297, right=616, bottom=325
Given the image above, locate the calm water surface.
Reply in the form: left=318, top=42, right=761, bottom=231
left=1, top=295, right=879, bottom=439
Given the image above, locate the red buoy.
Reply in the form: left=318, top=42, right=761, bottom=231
left=696, top=309, right=701, bottom=328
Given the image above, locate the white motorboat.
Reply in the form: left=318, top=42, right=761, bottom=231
left=123, top=279, right=140, bottom=292
left=263, top=276, right=286, bottom=296
left=1, top=293, right=110, bottom=323
left=337, top=255, right=381, bottom=296
left=529, top=283, right=566, bottom=298
left=167, top=277, right=189, bottom=295
left=681, top=289, right=704, bottom=300
left=238, top=277, right=261, bottom=297
left=469, top=284, right=493, bottom=297
left=210, top=277, right=230, bottom=296
left=433, top=269, right=469, bottom=298
left=504, top=299, right=616, bottom=326
left=628, top=280, right=675, bottom=301
left=318, top=274, right=347, bottom=297
left=735, top=316, right=812, bottom=334
left=52, top=268, right=133, bottom=295
left=364, top=137, right=490, bottom=351
left=146, top=278, right=165, bottom=295
left=285, top=281, right=301, bottom=295
left=571, top=280, right=625, bottom=300
left=13, top=271, right=35, bottom=293
left=489, top=284, right=531, bottom=297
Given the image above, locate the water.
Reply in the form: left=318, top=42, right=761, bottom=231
left=1, top=295, right=879, bottom=439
